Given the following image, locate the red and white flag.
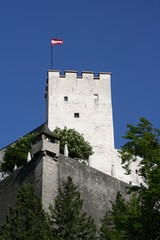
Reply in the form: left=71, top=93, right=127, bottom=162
left=51, top=38, right=64, bottom=46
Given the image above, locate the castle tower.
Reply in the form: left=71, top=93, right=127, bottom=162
left=45, top=70, right=116, bottom=175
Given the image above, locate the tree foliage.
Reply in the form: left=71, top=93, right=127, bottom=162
left=1, top=133, right=36, bottom=173
left=119, top=117, right=160, bottom=182
left=1, top=127, right=93, bottom=173
left=99, top=192, right=143, bottom=240
left=119, top=118, right=160, bottom=222
left=53, top=127, right=93, bottom=162
left=0, top=183, right=53, bottom=240
left=49, top=176, right=96, bottom=240
left=100, top=118, right=160, bottom=239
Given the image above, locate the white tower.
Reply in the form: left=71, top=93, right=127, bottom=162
left=45, top=70, right=141, bottom=185
left=45, top=70, right=114, bottom=171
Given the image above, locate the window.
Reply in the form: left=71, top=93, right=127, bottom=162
left=74, top=113, right=80, bottom=118
left=64, top=96, right=68, bottom=102
left=94, top=94, right=99, bottom=104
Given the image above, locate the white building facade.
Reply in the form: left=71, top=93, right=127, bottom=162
left=46, top=70, right=141, bottom=185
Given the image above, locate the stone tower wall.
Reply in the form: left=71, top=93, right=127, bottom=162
left=46, top=70, right=114, bottom=154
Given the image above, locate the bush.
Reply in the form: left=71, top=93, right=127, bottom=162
left=1, top=133, right=36, bottom=173
left=53, top=127, right=93, bottom=162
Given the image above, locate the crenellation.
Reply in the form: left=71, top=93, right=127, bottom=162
left=64, top=70, right=78, bottom=74
left=47, top=70, right=112, bottom=81
left=64, top=70, right=78, bottom=78
left=98, top=72, right=111, bottom=80
left=98, top=72, right=112, bottom=76
left=81, top=71, right=94, bottom=78
left=48, top=70, right=61, bottom=78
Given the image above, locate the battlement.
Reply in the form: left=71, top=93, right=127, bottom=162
left=45, top=70, right=112, bottom=99
left=47, top=70, right=111, bottom=80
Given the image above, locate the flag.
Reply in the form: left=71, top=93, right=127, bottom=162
left=51, top=38, right=64, bottom=46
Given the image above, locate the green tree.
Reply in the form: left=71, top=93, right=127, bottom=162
left=119, top=117, right=160, bottom=239
left=49, top=176, right=96, bottom=240
left=0, top=183, right=53, bottom=240
left=1, top=133, right=36, bottom=173
left=53, top=127, right=93, bottom=162
left=99, top=192, right=143, bottom=240
left=100, top=118, right=160, bottom=240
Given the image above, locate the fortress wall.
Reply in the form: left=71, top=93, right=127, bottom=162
left=58, top=155, right=129, bottom=224
left=0, top=156, right=43, bottom=226
left=0, top=154, right=129, bottom=226
left=42, top=156, right=58, bottom=212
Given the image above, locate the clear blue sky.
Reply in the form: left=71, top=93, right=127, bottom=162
left=0, top=0, right=160, bottom=149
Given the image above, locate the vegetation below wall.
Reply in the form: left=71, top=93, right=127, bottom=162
left=0, top=178, right=97, bottom=240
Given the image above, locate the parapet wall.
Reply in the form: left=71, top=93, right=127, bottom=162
left=0, top=154, right=129, bottom=226
left=58, top=155, right=128, bottom=224
left=45, top=70, right=112, bottom=100
left=47, top=70, right=111, bottom=80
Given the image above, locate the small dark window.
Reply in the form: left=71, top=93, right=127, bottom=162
left=74, top=113, right=80, bottom=118
left=129, top=181, right=132, bottom=185
left=64, top=96, right=68, bottom=102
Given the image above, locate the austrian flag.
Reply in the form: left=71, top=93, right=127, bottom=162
left=51, top=38, right=64, bottom=46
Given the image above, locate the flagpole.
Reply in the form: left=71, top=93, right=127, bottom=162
left=51, top=37, right=63, bottom=70
left=51, top=37, right=53, bottom=70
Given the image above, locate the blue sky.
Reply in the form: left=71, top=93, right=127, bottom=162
left=0, top=0, right=160, bottom=149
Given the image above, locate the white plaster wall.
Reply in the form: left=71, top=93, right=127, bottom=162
left=47, top=71, right=114, bottom=153
left=89, top=149, right=142, bottom=185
